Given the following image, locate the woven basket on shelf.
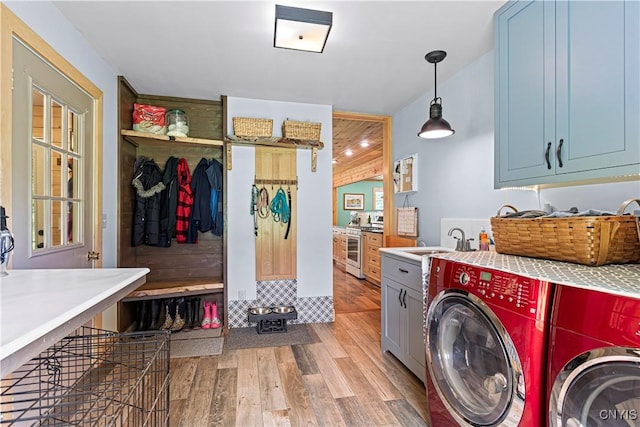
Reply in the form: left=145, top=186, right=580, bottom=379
left=490, top=199, right=640, bottom=266
left=282, top=120, right=322, bottom=140
left=233, top=117, right=273, bottom=137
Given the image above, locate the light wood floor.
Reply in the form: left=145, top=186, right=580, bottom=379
left=169, top=265, right=428, bottom=426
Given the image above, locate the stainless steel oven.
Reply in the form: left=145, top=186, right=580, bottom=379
left=346, top=227, right=364, bottom=279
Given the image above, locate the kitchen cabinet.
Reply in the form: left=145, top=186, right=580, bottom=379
left=117, top=77, right=226, bottom=332
left=494, top=0, right=639, bottom=188
left=381, top=252, right=426, bottom=383
left=362, top=231, right=382, bottom=285
left=332, top=228, right=347, bottom=269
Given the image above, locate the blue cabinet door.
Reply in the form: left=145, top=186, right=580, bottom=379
left=495, top=0, right=640, bottom=188
left=495, top=0, right=556, bottom=185
left=555, top=1, right=640, bottom=175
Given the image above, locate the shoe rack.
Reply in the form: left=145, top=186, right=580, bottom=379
left=116, top=76, right=227, bottom=333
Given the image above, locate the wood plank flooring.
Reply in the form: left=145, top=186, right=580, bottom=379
left=169, top=265, right=428, bottom=426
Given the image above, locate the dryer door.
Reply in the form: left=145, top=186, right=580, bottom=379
left=426, top=289, right=524, bottom=426
left=550, top=348, right=640, bottom=427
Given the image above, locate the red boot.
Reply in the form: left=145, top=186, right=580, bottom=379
left=201, top=300, right=212, bottom=329
left=211, top=302, right=221, bottom=329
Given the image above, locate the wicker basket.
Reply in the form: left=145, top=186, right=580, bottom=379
left=282, top=120, right=322, bottom=140
left=233, top=117, right=273, bottom=137
left=490, top=199, right=640, bottom=266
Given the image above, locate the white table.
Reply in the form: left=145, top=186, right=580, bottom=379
left=0, top=268, right=149, bottom=378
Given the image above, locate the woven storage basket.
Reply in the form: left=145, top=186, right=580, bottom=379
left=282, top=120, right=322, bottom=140
left=490, top=199, right=640, bottom=266
left=233, top=117, right=273, bottom=137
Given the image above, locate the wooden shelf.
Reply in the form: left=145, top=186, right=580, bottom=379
left=225, top=135, right=323, bottom=172
left=225, top=135, right=324, bottom=150
left=121, top=129, right=224, bottom=148
left=122, top=278, right=224, bottom=301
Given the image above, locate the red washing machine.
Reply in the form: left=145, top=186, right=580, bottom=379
left=425, top=258, right=554, bottom=426
left=547, top=285, right=640, bottom=427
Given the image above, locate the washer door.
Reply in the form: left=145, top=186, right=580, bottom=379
left=426, top=289, right=524, bottom=426
left=550, top=348, right=640, bottom=427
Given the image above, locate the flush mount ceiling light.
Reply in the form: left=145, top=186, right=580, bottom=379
left=418, top=50, right=455, bottom=139
left=274, top=4, right=333, bottom=53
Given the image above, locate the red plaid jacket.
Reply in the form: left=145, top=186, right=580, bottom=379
left=176, top=158, right=193, bottom=243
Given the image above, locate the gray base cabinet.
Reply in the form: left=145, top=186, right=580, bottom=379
left=381, top=253, right=426, bottom=383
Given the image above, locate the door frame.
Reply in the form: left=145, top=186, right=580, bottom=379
left=0, top=5, right=103, bottom=267
left=332, top=111, right=394, bottom=237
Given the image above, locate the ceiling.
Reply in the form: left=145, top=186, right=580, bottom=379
left=52, top=0, right=504, bottom=179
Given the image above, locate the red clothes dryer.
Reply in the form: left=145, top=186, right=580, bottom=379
left=425, top=258, right=554, bottom=426
left=547, top=284, right=640, bottom=427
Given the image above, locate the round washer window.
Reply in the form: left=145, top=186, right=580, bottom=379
left=426, top=292, right=517, bottom=425
left=558, top=360, right=640, bottom=427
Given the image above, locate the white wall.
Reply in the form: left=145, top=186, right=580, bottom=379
left=5, top=1, right=120, bottom=269
left=393, top=50, right=640, bottom=246
left=226, top=97, right=333, bottom=300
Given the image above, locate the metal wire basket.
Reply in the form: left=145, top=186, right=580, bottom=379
left=0, top=327, right=170, bottom=426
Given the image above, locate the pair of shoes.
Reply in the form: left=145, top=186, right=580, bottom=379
left=170, top=297, right=186, bottom=332
left=160, top=299, right=176, bottom=330
left=182, top=297, right=201, bottom=332
left=201, top=300, right=221, bottom=329
left=159, top=298, right=186, bottom=332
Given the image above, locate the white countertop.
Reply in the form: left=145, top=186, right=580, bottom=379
left=431, top=252, right=640, bottom=299
left=379, top=246, right=453, bottom=263
left=0, top=268, right=149, bottom=378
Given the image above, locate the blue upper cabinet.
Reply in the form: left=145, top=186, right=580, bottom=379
left=494, top=0, right=640, bottom=188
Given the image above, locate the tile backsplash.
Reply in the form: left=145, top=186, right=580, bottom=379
left=440, top=218, right=492, bottom=251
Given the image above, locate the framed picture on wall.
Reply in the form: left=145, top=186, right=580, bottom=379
left=344, top=193, right=364, bottom=210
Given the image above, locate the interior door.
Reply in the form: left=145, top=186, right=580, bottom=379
left=11, top=37, right=95, bottom=269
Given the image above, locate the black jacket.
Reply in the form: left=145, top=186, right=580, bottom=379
left=132, top=157, right=165, bottom=246
left=188, top=158, right=213, bottom=242
left=158, top=156, right=178, bottom=247
left=207, top=159, right=224, bottom=236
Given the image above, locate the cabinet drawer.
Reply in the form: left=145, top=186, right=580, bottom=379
left=366, top=253, right=381, bottom=268
left=367, top=245, right=381, bottom=258
left=382, top=255, right=422, bottom=291
left=365, top=265, right=381, bottom=282
left=365, top=233, right=383, bottom=246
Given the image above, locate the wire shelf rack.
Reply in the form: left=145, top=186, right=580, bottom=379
left=0, top=327, right=170, bottom=426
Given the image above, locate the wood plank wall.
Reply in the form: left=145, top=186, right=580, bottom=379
left=117, top=77, right=225, bottom=283
left=255, top=147, right=297, bottom=280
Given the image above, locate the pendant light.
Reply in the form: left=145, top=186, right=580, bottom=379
left=418, top=50, right=455, bottom=139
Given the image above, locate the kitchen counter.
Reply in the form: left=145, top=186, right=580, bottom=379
left=431, top=251, right=640, bottom=299
left=0, top=268, right=149, bottom=378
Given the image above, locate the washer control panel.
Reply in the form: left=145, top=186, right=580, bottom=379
left=447, top=260, right=550, bottom=319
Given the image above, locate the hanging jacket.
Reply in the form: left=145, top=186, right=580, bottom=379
left=188, top=158, right=213, bottom=243
left=158, top=156, right=179, bottom=247
left=175, top=158, right=193, bottom=244
left=206, top=159, right=224, bottom=236
left=132, top=157, right=165, bottom=246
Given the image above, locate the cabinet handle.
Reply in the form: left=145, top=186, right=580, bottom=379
left=398, top=268, right=409, bottom=273
left=556, top=139, right=564, bottom=168
left=402, top=289, right=407, bottom=308
left=545, top=142, right=552, bottom=170
left=398, top=288, right=403, bottom=306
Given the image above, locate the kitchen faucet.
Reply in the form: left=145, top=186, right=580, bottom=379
left=448, top=227, right=473, bottom=251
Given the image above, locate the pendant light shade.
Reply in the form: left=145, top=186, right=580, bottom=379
left=418, top=50, right=455, bottom=139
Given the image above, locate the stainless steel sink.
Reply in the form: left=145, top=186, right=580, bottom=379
left=402, top=249, right=451, bottom=256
